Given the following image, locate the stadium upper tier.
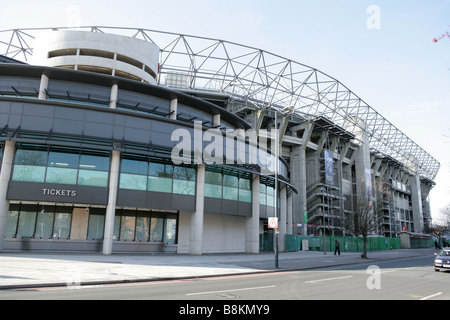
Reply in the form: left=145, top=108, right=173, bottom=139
left=0, top=26, right=440, bottom=181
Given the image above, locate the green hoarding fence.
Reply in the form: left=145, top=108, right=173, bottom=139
left=284, top=235, right=402, bottom=253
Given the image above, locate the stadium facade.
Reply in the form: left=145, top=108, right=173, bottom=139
left=0, top=27, right=440, bottom=254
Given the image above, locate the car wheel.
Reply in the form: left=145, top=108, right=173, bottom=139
left=435, top=268, right=440, bottom=272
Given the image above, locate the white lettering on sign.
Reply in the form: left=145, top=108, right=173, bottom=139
left=42, top=188, right=77, bottom=197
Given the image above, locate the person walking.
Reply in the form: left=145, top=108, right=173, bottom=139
left=334, top=239, right=340, bottom=255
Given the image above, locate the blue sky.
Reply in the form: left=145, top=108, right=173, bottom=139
left=1, top=0, right=450, bottom=222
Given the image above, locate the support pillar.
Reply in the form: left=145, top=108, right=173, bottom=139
left=245, top=174, right=260, bottom=253
left=0, top=141, right=15, bottom=251
left=170, top=98, right=178, bottom=120
left=278, top=186, right=287, bottom=251
left=109, top=84, right=118, bottom=109
left=103, top=150, right=120, bottom=255
left=38, top=73, right=49, bottom=100
left=190, top=163, right=205, bottom=255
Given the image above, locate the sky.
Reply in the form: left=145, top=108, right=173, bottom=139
left=1, top=0, right=449, bottom=223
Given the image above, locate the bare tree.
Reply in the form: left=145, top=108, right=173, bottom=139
left=345, top=181, right=385, bottom=259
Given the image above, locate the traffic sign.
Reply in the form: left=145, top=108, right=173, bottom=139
left=268, top=217, right=278, bottom=229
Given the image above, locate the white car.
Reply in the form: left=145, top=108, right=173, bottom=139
left=434, top=249, right=450, bottom=272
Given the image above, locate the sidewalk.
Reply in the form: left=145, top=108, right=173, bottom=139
left=0, top=248, right=437, bottom=289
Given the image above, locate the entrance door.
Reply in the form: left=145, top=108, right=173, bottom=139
left=70, top=208, right=89, bottom=240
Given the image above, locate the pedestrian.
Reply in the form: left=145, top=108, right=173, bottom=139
left=334, top=239, right=340, bottom=255
left=435, top=240, right=438, bottom=249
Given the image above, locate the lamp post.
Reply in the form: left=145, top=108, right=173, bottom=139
left=272, top=105, right=294, bottom=269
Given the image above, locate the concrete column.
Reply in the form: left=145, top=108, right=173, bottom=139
left=170, top=98, right=178, bottom=120
left=38, top=73, right=49, bottom=100
left=190, top=163, right=205, bottom=255
left=287, top=192, right=293, bottom=234
left=213, top=114, right=220, bottom=127
left=103, top=150, right=120, bottom=255
left=354, top=119, right=372, bottom=200
left=0, top=141, right=15, bottom=251
left=410, top=173, right=424, bottom=233
left=278, top=186, right=287, bottom=251
left=109, top=84, right=118, bottom=109
left=245, top=174, right=260, bottom=253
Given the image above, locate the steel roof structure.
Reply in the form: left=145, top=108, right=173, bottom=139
left=0, top=26, right=440, bottom=181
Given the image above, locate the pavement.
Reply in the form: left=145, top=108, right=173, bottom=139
left=0, top=248, right=437, bottom=289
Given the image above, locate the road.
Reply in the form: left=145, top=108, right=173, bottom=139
left=1, top=255, right=448, bottom=301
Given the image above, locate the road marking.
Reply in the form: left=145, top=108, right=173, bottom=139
left=186, top=285, right=276, bottom=296
left=420, top=292, right=443, bottom=300
left=305, top=276, right=353, bottom=284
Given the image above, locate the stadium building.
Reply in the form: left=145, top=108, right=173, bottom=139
left=0, top=27, right=440, bottom=254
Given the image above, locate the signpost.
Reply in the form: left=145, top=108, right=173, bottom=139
left=268, top=217, right=279, bottom=268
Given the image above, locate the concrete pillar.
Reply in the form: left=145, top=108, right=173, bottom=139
left=278, top=186, right=287, bottom=251
left=287, top=193, right=293, bottom=234
left=245, top=174, right=260, bottom=253
left=170, top=98, right=178, bottom=120
left=354, top=120, right=372, bottom=200
left=103, top=150, right=120, bottom=255
left=38, top=73, right=49, bottom=100
left=109, top=84, right=118, bottom=109
left=410, top=173, right=424, bottom=233
left=190, top=163, right=205, bottom=255
left=0, top=141, right=15, bottom=251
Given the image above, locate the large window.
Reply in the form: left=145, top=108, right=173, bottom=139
left=113, top=210, right=177, bottom=244
left=6, top=204, right=72, bottom=239
left=204, top=166, right=252, bottom=203
left=259, top=183, right=276, bottom=208
left=12, top=144, right=110, bottom=187
left=119, top=154, right=196, bottom=196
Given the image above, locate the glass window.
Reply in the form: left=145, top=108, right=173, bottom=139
left=35, top=209, right=54, bottom=238
left=173, top=166, right=196, bottom=181
left=5, top=210, right=19, bottom=238
left=173, top=180, right=196, bottom=195
left=239, top=189, right=252, bottom=203
left=45, top=167, right=78, bottom=184
left=17, top=210, right=37, bottom=237
left=120, top=216, right=135, bottom=240
left=135, top=216, right=150, bottom=241
left=239, top=177, right=251, bottom=190
left=173, top=165, right=196, bottom=195
left=149, top=162, right=173, bottom=178
left=121, top=158, right=148, bottom=175
left=205, top=170, right=222, bottom=198
left=48, top=150, right=79, bottom=168
left=223, top=175, right=238, bottom=187
left=15, top=148, right=47, bottom=166
left=223, top=186, right=238, bottom=200
left=113, top=215, right=121, bottom=240
left=53, top=212, right=71, bottom=239
left=120, top=173, right=147, bottom=190
left=150, top=217, right=164, bottom=241
left=79, top=152, right=109, bottom=171
left=12, top=165, right=46, bottom=182
left=78, top=169, right=108, bottom=187
left=87, top=214, right=105, bottom=240
left=205, top=171, right=222, bottom=185
left=148, top=176, right=172, bottom=193
left=164, top=218, right=177, bottom=244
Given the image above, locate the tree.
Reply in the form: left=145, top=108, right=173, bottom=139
left=345, top=181, right=385, bottom=259
left=433, top=28, right=449, bottom=43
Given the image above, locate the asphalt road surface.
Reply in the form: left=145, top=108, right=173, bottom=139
left=1, top=254, right=448, bottom=302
